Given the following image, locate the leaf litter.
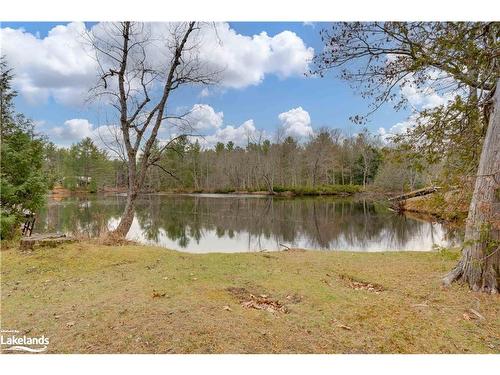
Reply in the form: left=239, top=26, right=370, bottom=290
left=226, top=286, right=297, bottom=314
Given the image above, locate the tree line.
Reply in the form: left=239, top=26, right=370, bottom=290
left=42, top=128, right=436, bottom=196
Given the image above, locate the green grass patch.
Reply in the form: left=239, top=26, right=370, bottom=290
left=1, top=242, right=498, bottom=354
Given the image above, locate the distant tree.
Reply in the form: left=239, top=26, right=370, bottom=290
left=63, top=137, right=110, bottom=191
left=0, top=57, right=47, bottom=238
left=353, top=131, right=382, bottom=187
left=374, top=147, right=427, bottom=192
left=215, top=142, right=225, bottom=154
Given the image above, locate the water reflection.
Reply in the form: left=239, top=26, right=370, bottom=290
left=35, top=194, right=462, bottom=253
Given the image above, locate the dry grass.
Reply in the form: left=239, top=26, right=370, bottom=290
left=1, top=242, right=499, bottom=353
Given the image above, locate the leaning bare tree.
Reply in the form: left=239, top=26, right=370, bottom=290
left=312, top=22, right=499, bottom=292
left=87, top=22, right=217, bottom=237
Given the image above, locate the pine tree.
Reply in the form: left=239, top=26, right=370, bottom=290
left=0, top=56, right=47, bottom=238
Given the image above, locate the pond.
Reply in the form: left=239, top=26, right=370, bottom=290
left=34, top=194, right=462, bottom=253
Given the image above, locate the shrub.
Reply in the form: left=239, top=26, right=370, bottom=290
left=0, top=212, right=19, bottom=239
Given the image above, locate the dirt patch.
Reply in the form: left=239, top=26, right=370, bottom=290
left=339, top=274, right=385, bottom=293
left=226, top=286, right=252, bottom=300
left=226, top=286, right=289, bottom=313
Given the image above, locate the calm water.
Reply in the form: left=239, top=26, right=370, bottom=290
left=34, top=194, right=462, bottom=253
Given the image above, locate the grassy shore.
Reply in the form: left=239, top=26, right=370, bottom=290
left=1, top=242, right=499, bottom=354
left=160, top=184, right=363, bottom=196
left=402, top=190, right=470, bottom=221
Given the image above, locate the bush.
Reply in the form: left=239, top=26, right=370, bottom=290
left=272, top=184, right=362, bottom=196
left=213, top=188, right=236, bottom=194
left=89, top=179, right=98, bottom=193
left=0, top=212, right=19, bottom=239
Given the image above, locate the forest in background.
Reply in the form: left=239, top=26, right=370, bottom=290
left=42, top=129, right=442, bottom=195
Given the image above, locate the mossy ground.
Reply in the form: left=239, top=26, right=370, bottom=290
left=1, top=242, right=498, bottom=353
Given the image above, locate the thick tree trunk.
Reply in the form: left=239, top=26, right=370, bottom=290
left=443, top=82, right=500, bottom=292
left=112, top=186, right=137, bottom=237
left=111, top=152, right=139, bottom=238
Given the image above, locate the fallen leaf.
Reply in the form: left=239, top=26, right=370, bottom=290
left=222, top=305, right=232, bottom=311
left=152, top=290, right=167, bottom=298
left=339, top=324, right=352, bottom=330
left=468, top=308, right=485, bottom=320
left=240, top=294, right=287, bottom=313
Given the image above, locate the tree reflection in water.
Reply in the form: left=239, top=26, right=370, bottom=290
left=35, top=194, right=462, bottom=253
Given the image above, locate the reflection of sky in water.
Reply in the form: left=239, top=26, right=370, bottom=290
left=109, top=217, right=458, bottom=254
left=38, top=195, right=462, bottom=253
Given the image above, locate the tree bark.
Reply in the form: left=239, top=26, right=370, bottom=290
left=112, top=154, right=139, bottom=237
left=113, top=186, right=137, bottom=237
left=443, top=81, right=500, bottom=292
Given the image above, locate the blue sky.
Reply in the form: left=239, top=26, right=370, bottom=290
left=0, top=21, right=411, bottom=147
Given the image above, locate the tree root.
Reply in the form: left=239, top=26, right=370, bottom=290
left=442, top=259, right=499, bottom=293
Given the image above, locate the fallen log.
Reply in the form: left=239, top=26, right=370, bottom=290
left=388, top=186, right=441, bottom=202
left=20, top=233, right=77, bottom=251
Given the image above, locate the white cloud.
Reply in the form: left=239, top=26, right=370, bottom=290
left=278, top=106, right=314, bottom=139
left=49, top=118, right=126, bottom=158
left=378, top=114, right=418, bottom=142
left=199, top=88, right=211, bottom=97
left=52, top=118, right=94, bottom=143
left=197, top=119, right=267, bottom=148
left=399, top=73, right=454, bottom=110
left=0, top=23, right=97, bottom=106
left=197, top=23, right=314, bottom=88
left=1, top=22, right=313, bottom=106
left=184, top=104, right=224, bottom=131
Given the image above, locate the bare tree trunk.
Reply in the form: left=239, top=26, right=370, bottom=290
left=113, top=187, right=137, bottom=237
left=262, top=174, right=275, bottom=195
left=443, top=82, right=500, bottom=292
left=113, top=155, right=138, bottom=237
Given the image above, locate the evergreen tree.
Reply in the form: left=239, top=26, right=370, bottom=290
left=0, top=56, right=47, bottom=238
